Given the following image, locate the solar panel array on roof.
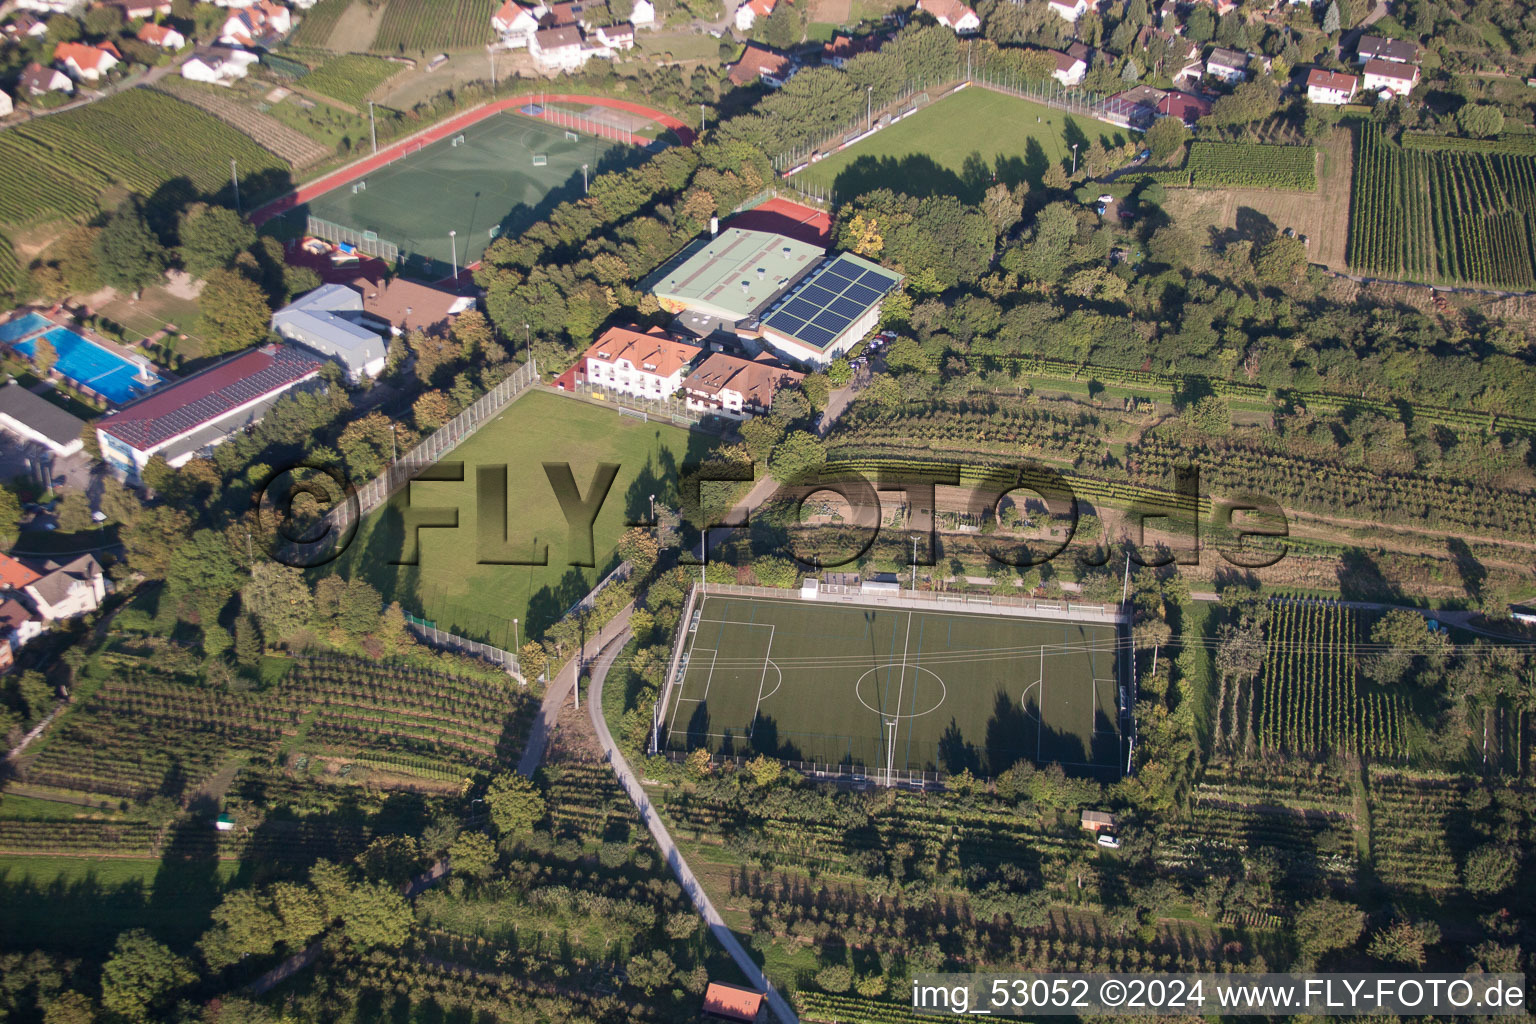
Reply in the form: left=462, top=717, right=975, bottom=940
left=762, top=253, right=901, bottom=352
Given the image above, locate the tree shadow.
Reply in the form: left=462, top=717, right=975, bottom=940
left=1446, top=537, right=1485, bottom=607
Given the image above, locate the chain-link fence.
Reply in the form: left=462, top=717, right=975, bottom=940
left=568, top=379, right=703, bottom=426
left=662, top=749, right=946, bottom=791
left=699, top=580, right=1126, bottom=624
left=772, top=74, right=951, bottom=173
left=404, top=611, right=523, bottom=680
left=325, top=358, right=539, bottom=536
left=305, top=214, right=401, bottom=263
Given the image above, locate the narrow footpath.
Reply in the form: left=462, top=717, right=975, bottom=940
left=586, top=631, right=799, bottom=1024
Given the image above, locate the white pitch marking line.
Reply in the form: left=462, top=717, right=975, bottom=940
left=748, top=625, right=776, bottom=735
left=892, top=610, right=914, bottom=766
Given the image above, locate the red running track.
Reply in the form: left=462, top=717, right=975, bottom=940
left=250, top=94, right=696, bottom=227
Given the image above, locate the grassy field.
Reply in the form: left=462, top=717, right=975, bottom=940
left=794, top=86, right=1131, bottom=203
left=664, top=594, right=1123, bottom=777
left=298, top=112, right=646, bottom=271
left=299, top=54, right=404, bottom=110
left=333, top=390, right=717, bottom=646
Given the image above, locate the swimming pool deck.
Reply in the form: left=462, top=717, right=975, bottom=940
left=0, top=308, right=174, bottom=409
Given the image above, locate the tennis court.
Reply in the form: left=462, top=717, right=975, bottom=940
left=300, top=112, right=649, bottom=273
left=664, top=594, right=1124, bottom=779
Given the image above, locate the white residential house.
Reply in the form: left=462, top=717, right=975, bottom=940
left=1305, top=68, right=1358, bottom=105
left=577, top=326, right=700, bottom=400
left=682, top=353, right=803, bottom=419
left=1052, top=49, right=1086, bottom=86
left=3, top=15, right=50, bottom=40
left=218, top=0, right=290, bottom=47
left=491, top=0, right=540, bottom=46
left=629, top=0, right=654, bottom=25
left=23, top=555, right=106, bottom=622
left=53, top=41, right=119, bottom=82
left=1205, top=47, right=1250, bottom=84
left=1047, top=0, right=1088, bottom=22
left=734, top=0, right=773, bottom=31
left=1356, top=34, right=1418, bottom=65
left=917, top=0, right=979, bottom=33
left=0, top=598, right=43, bottom=652
left=181, top=46, right=259, bottom=85
left=15, top=0, right=83, bottom=13
left=18, top=62, right=72, bottom=95
left=1362, top=58, right=1419, bottom=98
left=529, top=25, right=590, bottom=69
left=594, top=22, right=634, bottom=49
left=0, top=92, right=12, bottom=117
left=137, top=22, right=186, bottom=48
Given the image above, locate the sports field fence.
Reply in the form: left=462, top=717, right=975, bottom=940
left=305, top=214, right=401, bottom=264
left=566, top=379, right=705, bottom=426
left=661, top=749, right=945, bottom=791
left=321, top=358, right=539, bottom=538
left=516, top=102, right=648, bottom=146
left=774, top=67, right=1135, bottom=199
left=403, top=611, right=525, bottom=681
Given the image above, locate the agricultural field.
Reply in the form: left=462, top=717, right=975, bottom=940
left=1348, top=124, right=1536, bottom=289
left=332, top=389, right=713, bottom=647
left=299, top=54, right=405, bottom=110
left=1219, top=600, right=1407, bottom=760
left=371, top=0, right=496, bottom=55
left=1159, top=127, right=1353, bottom=270
left=154, top=79, right=332, bottom=168
left=288, top=0, right=353, bottom=48
left=793, top=86, right=1130, bottom=202
left=15, top=642, right=536, bottom=803
left=0, top=89, right=291, bottom=222
left=1185, top=142, right=1317, bottom=190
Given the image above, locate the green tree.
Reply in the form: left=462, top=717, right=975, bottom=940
left=1463, top=844, right=1518, bottom=894
left=178, top=204, right=256, bottom=280
left=1143, top=116, right=1189, bottom=164
left=827, top=356, right=852, bottom=387
left=763, top=2, right=798, bottom=48
left=339, top=882, right=413, bottom=950
left=800, top=372, right=831, bottom=411
left=1254, top=235, right=1308, bottom=282
left=768, top=430, right=826, bottom=485
left=95, top=199, right=168, bottom=295
left=200, top=267, right=272, bottom=354
left=234, top=612, right=262, bottom=666
left=451, top=309, right=493, bottom=358
left=617, top=526, right=660, bottom=572
left=1293, top=897, right=1365, bottom=965
left=0, top=486, right=20, bottom=540
left=626, top=950, right=676, bottom=995
left=15, top=670, right=54, bottom=722
left=99, top=930, right=194, bottom=1021
left=41, top=991, right=94, bottom=1024
left=485, top=773, right=545, bottom=836
left=46, top=16, right=82, bottom=43
left=448, top=831, right=497, bottom=880
left=242, top=561, right=314, bottom=642
left=1186, top=5, right=1215, bottom=40
left=355, top=834, right=423, bottom=885
left=1456, top=102, right=1504, bottom=138
left=1322, top=0, right=1340, bottom=33
left=815, top=965, right=853, bottom=992
left=746, top=753, right=783, bottom=786
left=412, top=390, right=452, bottom=432
left=32, top=336, right=57, bottom=377
left=1367, top=919, right=1439, bottom=968
left=82, top=4, right=123, bottom=36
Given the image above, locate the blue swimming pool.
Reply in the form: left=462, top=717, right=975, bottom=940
left=12, top=326, right=161, bottom=405
left=0, top=313, right=50, bottom=344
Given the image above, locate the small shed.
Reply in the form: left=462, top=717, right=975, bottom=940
left=214, top=812, right=236, bottom=832
left=1080, top=809, right=1117, bottom=833
left=703, top=982, right=767, bottom=1023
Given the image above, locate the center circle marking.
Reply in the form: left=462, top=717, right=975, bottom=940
left=854, top=664, right=947, bottom=719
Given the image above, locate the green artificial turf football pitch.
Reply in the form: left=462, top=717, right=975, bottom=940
left=664, top=593, right=1124, bottom=778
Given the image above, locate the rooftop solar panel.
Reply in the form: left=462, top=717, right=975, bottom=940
left=829, top=296, right=866, bottom=320
left=800, top=284, right=837, bottom=305
left=799, top=323, right=838, bottom=348
left=858, top=267, right=898, bottom=290
left=844, top=283, right=882, bottom=305
left=782, top=297, right=820, bottom=321
left=818, top=266, right=857, bottom=287
left=812, top=310, right=852, bottom=332
left=767, top=312, right=805, bottom=333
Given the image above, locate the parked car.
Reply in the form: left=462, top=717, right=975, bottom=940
left=1097, top=833, right=1121, bottom=849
